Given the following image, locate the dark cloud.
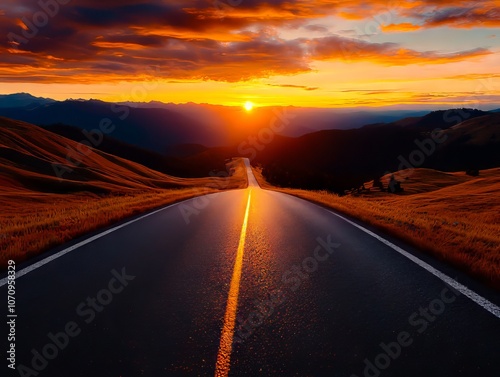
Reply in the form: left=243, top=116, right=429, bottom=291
left=0, top=0, right=495, bottom=83
left=421, top=6, right=500, bottom=28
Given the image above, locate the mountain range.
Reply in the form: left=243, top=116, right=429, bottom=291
left=255, top=112, right=500, bottom=192
left=0, top=93, right=434, bottom=152
left=0, top=93, right=499, bottom=194
left=0, top=117, right=236, bottom=194
left=0, top=93, right=55, bottom=109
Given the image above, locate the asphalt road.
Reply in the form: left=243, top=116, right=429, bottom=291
left=2, top=159, right=500, bottom=377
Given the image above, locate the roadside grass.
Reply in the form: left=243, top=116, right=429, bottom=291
left=0, top=159, right=247, bottom=268
left=252, top=166, right=500, bottom=289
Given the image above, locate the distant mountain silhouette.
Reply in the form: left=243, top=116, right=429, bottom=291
left=391, top=109, right=490, bottom=130
left=0, top=99, right=229, bottom=152
left=363, top=108, right=490, bottom=131
left=44, top=124, right=184, bottom=176
left=44, top=124, right=229, bottom=178
left=0, top=93, right=55, bottom=109
left=254, top=126, right=417, bottom=192
left=427, top=113, right=500, bottom=171
left=0, top=94, right=433, bottom=150
left=121, top=100, right=431, bottom=136
left=1, top=94, right=498, bottom=193
left=254, top=112, right=500, bottom=193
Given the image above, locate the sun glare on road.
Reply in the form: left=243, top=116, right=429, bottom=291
left=244, top=101, right=254, bottom=112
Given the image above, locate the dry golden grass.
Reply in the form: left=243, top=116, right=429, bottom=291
left=0, top=117, right=248, bottom=267
left=0, top=117, right=243, bottom=193
left=253, top=166, right=500, bottom=289
left=0, top=159, right=247, bottom=267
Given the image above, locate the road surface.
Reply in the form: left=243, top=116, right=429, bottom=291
left=2, top=159, right=500, bottom=377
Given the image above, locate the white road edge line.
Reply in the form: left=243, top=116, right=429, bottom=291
left=0, top=194, right=217, bottom=288
left=324, top=208, right=500, bottom=319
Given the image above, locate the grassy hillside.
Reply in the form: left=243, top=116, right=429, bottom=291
left=253, top=166, right=500, bottom=289
left=256, top=113, right=500, bottom=193
left=0, top=117, right=247, bottom=267
left=374, top=169, right=470, bottom=194
left=0, top=100, right=230, bottom=152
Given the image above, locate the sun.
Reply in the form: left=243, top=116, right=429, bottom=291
left=244, top=101, right=254, bottom=112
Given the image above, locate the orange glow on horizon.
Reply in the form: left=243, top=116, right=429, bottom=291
left=0, top=1, right=498, bottom=109
left=2, top=51, right=498, bottom=110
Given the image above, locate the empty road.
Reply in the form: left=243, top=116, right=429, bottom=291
left=2, top=159, right=500, bottom=377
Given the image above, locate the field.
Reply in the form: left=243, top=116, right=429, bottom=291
left=253, top=167, right=500, bottom=289
left=0, top=158, right=247, bottom=267
left=0, top=117, right=248, bottom=267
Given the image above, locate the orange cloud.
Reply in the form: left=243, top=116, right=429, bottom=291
left=266, top=83, right=319, bottom=90
left=310, top=36, right=492, bottom=66
left=405, top=3, right=500, bottom=29
left=381, top=23, right=422, bottom=33
left=444, top=73, right=500, bottom=80
left=0, top=0, right=497, bottom=85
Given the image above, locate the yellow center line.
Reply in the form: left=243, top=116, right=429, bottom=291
left=215, top=189, right=252, bottom=377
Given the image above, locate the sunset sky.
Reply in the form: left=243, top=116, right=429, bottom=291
left=1, top=0, right=499, bottom=108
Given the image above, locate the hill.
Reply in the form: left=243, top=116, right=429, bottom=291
left=43, top=124, right=227, bottom=178
left=0, top=93, right=55, bottom=109
left=43, top=124, right=237, bottom=178
left=426, top=113, right=500, bottom=171
left=0, top=94, right=433, bottom=152
left=375, top=168, right=470, bottom=195
left=390, top=108, right=490, bottom=130
left=0, top=99, right=229, bottom=152
left=0, top=117, right=247, bottom=266
left=255, top=113, right=500, bottom=193
left=0, top=117, right=218, bottom=193
left=253, top=166, right=500, bottom=288
left=256, top=126, right=419, bottom=192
